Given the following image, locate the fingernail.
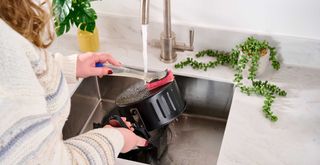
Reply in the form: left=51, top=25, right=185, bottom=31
left=108, top=70, right=113, bottom=74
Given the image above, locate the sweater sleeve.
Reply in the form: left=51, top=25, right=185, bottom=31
left=64, top=128, right=124, bottom=164
left=0, top=48, right=124, bottom=165
left=52, top=52, right=79, bottom=84
left=0, top=20, right=124, bottom=164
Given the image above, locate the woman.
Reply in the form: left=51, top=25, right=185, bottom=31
left=0, top=0, right=146, bottom=164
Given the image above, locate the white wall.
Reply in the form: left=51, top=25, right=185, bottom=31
left=92, top=0, right=320, bottom=40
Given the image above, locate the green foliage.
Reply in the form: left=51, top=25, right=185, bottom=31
left=175, top=37, right=286, bottom=122
left=52, top=0, right=98, bottom=36
left=175, top=49, right=240, bottom=71
left=269, top=46, right=280, bottom=70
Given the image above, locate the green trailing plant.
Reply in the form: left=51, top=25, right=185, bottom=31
left=175, top=37, right=287, bottom=122
left=175, top=49, right=239, bottom=71
left=52, top=0, right=98, bottom=36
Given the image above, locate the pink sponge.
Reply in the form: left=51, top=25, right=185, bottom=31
left=146, top=70, right=175, bottom=91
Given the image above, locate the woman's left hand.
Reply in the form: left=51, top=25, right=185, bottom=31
left=76, top=52, right=121, bottom=78
left=104, top=117, right=148, bottom=153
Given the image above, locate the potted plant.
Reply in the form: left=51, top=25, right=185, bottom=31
left=52, top=0, right=99, bottom=52
left=236, top=37, right=279, bottom=79
left=175, top=37, right=286, bottom=122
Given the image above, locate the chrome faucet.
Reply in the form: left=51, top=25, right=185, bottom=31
left=141, top=0, right=194, bottom=63
left=141, top=0, right=149, bottom=25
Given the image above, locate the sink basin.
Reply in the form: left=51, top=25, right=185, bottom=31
left=63, top=74, right=234, bottom=164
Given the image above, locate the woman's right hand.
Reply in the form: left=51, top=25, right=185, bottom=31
left=104, top=118, right=147, bottom=153
left=76, top=52, right=121, bottom=78
left=114, top=127, right=148, bottom=153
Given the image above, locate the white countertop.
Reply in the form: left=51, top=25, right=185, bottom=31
left=218, top=66, right=320, bottom=165
left=50, top=29, right=320, bottom=165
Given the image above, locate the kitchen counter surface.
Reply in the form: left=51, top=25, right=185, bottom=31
left=218, top=66, right=320, bottom=165
left=50, top=30, right=320, bottom=165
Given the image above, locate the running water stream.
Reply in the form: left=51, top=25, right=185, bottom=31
left=141, top=25, right=148, bottom=74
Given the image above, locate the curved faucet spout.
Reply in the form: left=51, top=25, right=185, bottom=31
left=141, top=0, right=150, bottom=25
left=140, top=0, right=195, bottom=63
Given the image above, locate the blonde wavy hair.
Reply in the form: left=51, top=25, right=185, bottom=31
left=0, top=0, right=54, bottom=48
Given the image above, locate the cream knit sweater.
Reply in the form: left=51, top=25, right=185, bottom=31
left=0, top=20, right=124, bottom=164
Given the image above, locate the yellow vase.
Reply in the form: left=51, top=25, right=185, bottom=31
left=77, top=27, right=100, bottom=52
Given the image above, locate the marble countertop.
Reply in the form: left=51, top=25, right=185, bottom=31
left=50, top=28, right=320, bottom=164
left=218, top=66, right=320, bottom=165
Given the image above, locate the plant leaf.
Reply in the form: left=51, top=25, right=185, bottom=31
left=55, top=24, right=65, bottom=37
left=53, top=0, right=72, bottom=36
left=53, top=0, right=97, bottom=35
left=53, top=0, right=72, bottom=22
left=86, top=22, right=95, bottom=32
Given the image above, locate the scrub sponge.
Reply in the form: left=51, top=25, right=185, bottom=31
left=146, top=69, right=175, bottom=90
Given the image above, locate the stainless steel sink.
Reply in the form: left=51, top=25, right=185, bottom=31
left=63, top=74, right=234, bottom=165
